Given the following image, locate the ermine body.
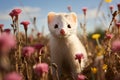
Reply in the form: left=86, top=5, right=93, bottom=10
left=48, top=12, right=88, bottom=79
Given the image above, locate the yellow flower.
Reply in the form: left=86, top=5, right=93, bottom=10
left=97, top=52, right=103, bottom=56
left=92, top=34, right=101, bottom=40
left=97, top=48, right=105, bottom=56
left=103, top=64, right=108, bottom=70
left=104, top=0, right=112, bottom=3
left=91, top=67, right=97, bottom=74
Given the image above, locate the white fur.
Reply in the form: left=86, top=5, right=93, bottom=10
left=48, top=12, right=88, bottom=78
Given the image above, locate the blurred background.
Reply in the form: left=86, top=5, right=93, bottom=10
left=0, top=1, right=120, bottom=80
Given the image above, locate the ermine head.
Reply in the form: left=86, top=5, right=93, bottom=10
left=48, top=12, right=78, bottom=38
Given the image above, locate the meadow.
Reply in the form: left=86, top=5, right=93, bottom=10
left=0, top=1, right=120, bottom=80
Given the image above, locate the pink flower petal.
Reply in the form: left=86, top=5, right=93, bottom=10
left=33, top=63, right=49, bottom=76
left=34, top=44, right=44, bottom=51
left=106, top=33, right=113, bottom=39
left=67, top=5, right=72, bottom=12
left=4, top=29, right=11, bottom=34
left=12, top=8, right=22, bottom=16
left=109, top=5, right=114, bottom=10
left=21, top=21, right=30, bottom=30
left=22, top=46, right=35, bottom=57
left=116, top=22, right=120, bottom=27
left=0, top=32, right=16, bottom=54
left=4, top=72, right=22, bottom=80
left=111, top=40, right=120, bottom=52
left=82, top=7, right=87, bottom=15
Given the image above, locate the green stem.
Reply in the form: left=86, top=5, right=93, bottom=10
left=96, top=39, right=101, bottom=48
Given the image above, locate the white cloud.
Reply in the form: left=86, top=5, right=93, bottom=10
left=0, top=6, right=41, bottom=21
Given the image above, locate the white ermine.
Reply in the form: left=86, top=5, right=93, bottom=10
left=48, top=12, right=88, bottom=79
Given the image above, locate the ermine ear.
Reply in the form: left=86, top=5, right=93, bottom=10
left=48, top=12, right=56, bottom=24
left=70, top=12, right=77, bottom=23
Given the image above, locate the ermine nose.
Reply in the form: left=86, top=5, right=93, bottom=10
left=60, top=29, right=65, bottom=35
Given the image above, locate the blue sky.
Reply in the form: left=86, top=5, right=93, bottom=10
left=0, top=0, right=120, bottom=34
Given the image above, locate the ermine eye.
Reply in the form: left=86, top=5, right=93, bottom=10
left=67, top=24, right=71, bottom=28
left=54, top=24, right=58, bottom=29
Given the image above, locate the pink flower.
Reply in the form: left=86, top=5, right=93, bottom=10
left=22, top=46, right=35, bottom=57
left=82, top=7, right=87, bottom=15
left=33, top=63, right=49, bottom=76
left=34, top=44, right=44, bottom=52
left=75, top=53, right=84, bottom=60
left=109, top=5, right=114, bottom=10
left=77, top=74, right=86, bottom=80
left=106, top=33, right=113, bottom=39
left=9, top=11, right=14, bottom=19
left=109, top=5, right=114, bottom=13
left=117, top=3, right=120, bottom=11
left=116, top=22, right=120, bottom=28
left=12, top=8, right=22, bottom=16
left=111, top=40, right=120, bottom=52
left=21, top=21, right=30, bottom=31
left=4, top=29, right=11, bottom=34
left=37, top=32, right=41, bottom=37
left=0, top=24, right=4, bottom=29
left=0, top=32, right=16, bottom=53
left=4, top=72, right=22, bottom=80
left=67, top=5, right=72, bottom=12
